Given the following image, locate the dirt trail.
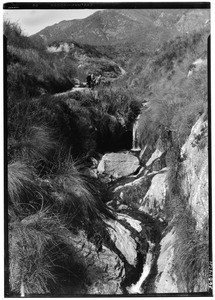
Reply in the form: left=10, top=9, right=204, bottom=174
left=55, top=63, right=126, bottom=98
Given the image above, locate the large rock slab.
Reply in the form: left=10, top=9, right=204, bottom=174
left=104, top=218, right=139, bottom=266
left=97, top=152, right=139, bottom=179
left=139, top=168, right=168, bottom=220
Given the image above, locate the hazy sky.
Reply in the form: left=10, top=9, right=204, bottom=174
left=4, top=9, right=102, bottom=36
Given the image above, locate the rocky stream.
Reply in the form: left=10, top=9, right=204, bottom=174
left=52, top=79, right=209, bottom=295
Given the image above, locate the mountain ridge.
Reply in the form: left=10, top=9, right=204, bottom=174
left=31, top=9, right=209, bottom=50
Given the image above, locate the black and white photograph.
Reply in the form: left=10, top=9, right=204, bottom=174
left=4, top=2, right=211, bottom=297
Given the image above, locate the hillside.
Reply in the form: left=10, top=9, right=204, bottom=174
left=30, top=8, right=210, bottom=70
left=31, top=10, right=171, bottom=47
left=46, top=40, right=122, bottom=81
left=31, top=9, right=209, bottom=48
left=5, top=7, right=210, bottom=297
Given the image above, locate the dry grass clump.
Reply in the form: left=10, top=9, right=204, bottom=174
left=172, top=213, right=209, bottom=292
left=51, top=159, right=114, bottom=227
left=8, top=161, right=48, bottom=217
left=9, top=211, right=87, bottom=296
left=8, top=125, right=59, bottom=167
left=7, top=158, right=114, bottom=295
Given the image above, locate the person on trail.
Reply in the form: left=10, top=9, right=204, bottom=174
left=87, top=73, right=92, bottom=88
left=91, top=73, right=96, bottom=90
left=95, top=74, right=102, bottom=86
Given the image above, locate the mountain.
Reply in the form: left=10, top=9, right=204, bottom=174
left=31, top=9, right=209, bottom=49
left=29, top=8, right=210, bottom=80
left=30, top=9, right=173, bottom=49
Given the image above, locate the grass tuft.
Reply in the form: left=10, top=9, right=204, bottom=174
left=9, top=211, right=87, bottom=296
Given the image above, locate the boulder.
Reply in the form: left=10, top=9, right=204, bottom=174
left=139, top=168, right=168, bottom=220
left=97, top=152, right=139, bottom=179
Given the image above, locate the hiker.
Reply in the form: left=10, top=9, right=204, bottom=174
left=87, top=73, right=92, bottom=88
left=91, top=73, right=96, bottom=89
left=95, top=74, right=102, bottom=86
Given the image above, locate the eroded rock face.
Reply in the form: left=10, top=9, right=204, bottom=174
left=180, top=114, right=208, bottom=230
left=139, top=168, right=168, bottom=220
left=97, top=152, right=139, bottom=179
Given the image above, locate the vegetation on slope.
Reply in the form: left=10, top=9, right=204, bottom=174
left=6, top=20, right=141, bottom=295
left=5, top=20, right=77, bottom=101
left=134, top=27, right=209, bottom=292
left=137, top=28, right=208, bottom=149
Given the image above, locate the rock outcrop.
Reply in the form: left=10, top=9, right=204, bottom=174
left=70, top=209, right=157, bottom=295
left=139, top=168, right=168, bottom=220
left=154, top=114, right=209, bottom=293
left=97, top=152, right=139, bottom=179
left=180, top=114, right=208, bottom=230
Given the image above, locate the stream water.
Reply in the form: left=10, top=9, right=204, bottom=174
left=131, top=114, right=141, bottom=152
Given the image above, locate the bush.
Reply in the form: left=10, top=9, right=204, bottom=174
left=4, top=20, right=35, bottom=50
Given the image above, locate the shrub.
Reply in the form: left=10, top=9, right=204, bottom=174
left=4, top=20, right=34, bottom=50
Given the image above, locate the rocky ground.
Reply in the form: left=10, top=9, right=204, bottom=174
left=72, top=113, right=209, bottom=295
